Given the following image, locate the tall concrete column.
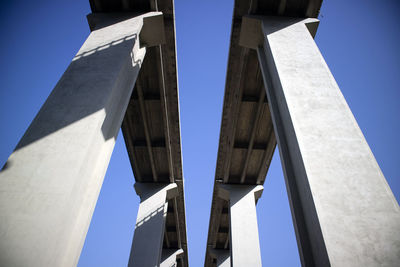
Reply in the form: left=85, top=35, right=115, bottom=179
left=209, top=249, right=230, bottom=267
left=0, top=12, right=164, bottom=267
left=218, top=184, right=263, bottom=267
left=160, top=248, right=184, bottom=267
left=241, top=16, right=400, bottom=266
left=128, top=183, right=178, bottom=267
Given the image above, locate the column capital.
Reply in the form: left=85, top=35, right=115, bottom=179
left=217, top=183, right=263, bottom=202
left=87, top=12, right=166, bottom=47
left=239, top=15, right=319, bottom=50
left=134, top=182, right=178, bottom=201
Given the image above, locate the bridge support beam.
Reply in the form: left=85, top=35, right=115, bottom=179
left=241, top=15, right=400, bottom=266
left=218, top=184, right=263, bottom=266
left=128, top=183, right=178, bottom=267
left=0, top=12, right=164, bottom=267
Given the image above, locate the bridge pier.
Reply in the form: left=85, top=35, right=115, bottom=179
left=0, top=12, right=164, bottom=267
left=128, top=183, right=178, bottom=267
left=218, top=184, right=263, bottom=267
left=240, top=15, right=400, bottom=266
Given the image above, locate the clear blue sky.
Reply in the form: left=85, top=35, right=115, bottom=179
left=0, top=0, right=399, bottom=266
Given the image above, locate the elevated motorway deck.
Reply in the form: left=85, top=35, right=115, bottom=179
left=205, top=0, right=322, bottom=266
left=89, top=1, right=188, bottom=266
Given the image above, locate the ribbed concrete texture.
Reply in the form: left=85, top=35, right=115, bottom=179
left=0, top=12, right=162, bottom=267
left=254, top=16, right=400, bottom=267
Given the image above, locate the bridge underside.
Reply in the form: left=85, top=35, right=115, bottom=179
left=205, top=0, right=322, bottom=266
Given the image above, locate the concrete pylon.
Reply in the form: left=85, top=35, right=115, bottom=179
left=0, top=12, right=164, bottom=267
left=218, top=184, right=264, bottom=267
left=128, top=183, right=178, bottom=267
left=240, top=16, right=400, bottom=266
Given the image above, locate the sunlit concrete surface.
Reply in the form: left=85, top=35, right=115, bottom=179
left=205, top=0, right=400, bottom=266
left=0, top=0, right=189, bottom=266
left=128, top=183, right=178, bottom=267
left=0, top=12, right=152, bottom=267
left=255, top=16, right=400, bottom=266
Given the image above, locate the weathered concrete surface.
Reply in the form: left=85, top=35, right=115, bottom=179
left=0, top=12, right=162, bottom=267
left=218, top=184, right=263, bottom=267
left=128, top=183, right=178, bottom=267
left=254, top=16, right=400, bottom=267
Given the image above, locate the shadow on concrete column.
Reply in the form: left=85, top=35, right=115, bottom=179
left=128, top=183, right=178, bottom=267
left=0, top=12, right=164, bottom=267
